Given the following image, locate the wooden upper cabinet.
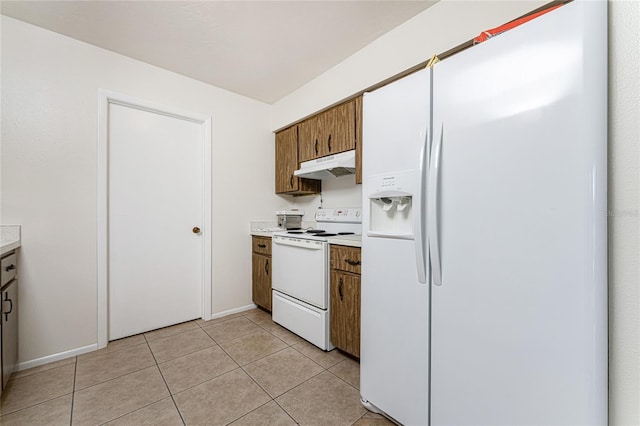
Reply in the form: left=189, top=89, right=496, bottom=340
left=317, top=107, right=335, bottom=157
left=298, top=118, right=317, bottom=163
left=332, top=100, right=356, bottom=156
left=275, top=125, right=321, bottom=195
left=275, top=125, right=299, bottom=193
left=297, top=100, right=357, bottom=163
left=276, top=97, right=362, bottom=195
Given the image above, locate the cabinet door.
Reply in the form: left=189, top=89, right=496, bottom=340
left=298, top=118, right=318, bottom=163
left=275, top=126, right=299, bottom=193
left=355, top=96, right=363, bottom=184
left=275, top=126, right=321, bottom=195
left=332, top=100, right=356, bottom=155
left=330, top=270, right=361, bottom=357
left=317, top=108, right=335, bottom=157
left=252, top=253, right=272, bottom=311
left=2, top=280, right=18, bottom=388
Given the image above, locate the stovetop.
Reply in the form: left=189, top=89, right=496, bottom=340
left=273, top=208, right=361, bottom=242
left=285, top=229, right=357, bottom=238
left=273, top=230, right=361, bottom=242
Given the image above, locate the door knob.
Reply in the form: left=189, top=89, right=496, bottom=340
left=192, top=227, right=201, bottom=234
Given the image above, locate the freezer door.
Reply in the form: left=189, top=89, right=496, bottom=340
left=430, top=2, right=607, bottom=425
left=360, top=68, right=431, bottom=425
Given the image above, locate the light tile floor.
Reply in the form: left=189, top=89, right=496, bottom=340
left=0, top=308, right=395, bottom=425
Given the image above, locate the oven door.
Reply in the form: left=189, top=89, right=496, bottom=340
left=272, top=235, right=328, bottom=309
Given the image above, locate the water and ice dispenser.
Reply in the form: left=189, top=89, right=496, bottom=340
left=367, top=171, right=418, bottom=239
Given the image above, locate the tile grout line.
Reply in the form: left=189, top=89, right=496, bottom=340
left=265, top=359, right=337, bottom=426
left=70, top=356, right=78, bottom=425
left=325, top=364, right=361, bottom=393
left=76, top=341, right=148, bottom=364
left=219, top=341, right=302, bottom=426
left=144, top=333, right=188, bottom=426
left=0, top=363, right=77, bottom=419
left=222, top=399, right=276, bottom=425
left=271, top=398, right=302, bottom=425
left=74, top=346, right=158, bottom=392
left=212, top=332, right=296, bottom=424
left=0, top=392, right=75, bottom=420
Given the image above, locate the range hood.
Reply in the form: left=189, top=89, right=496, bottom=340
left=294, top=150, right=356, bottom=180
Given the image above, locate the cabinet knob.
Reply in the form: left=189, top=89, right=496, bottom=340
left=265, top=259, right=270, bottom=275
left=5, top=264, right=16, bottom=272
left=192, top=227, right=201, bottom=234
left=327, top=134, right=332, bottom=152
left=345, top=259, right=361, bottom=266
left=338, top=278, right=344, bottom=301
left=290, top=175, right=294, bottom=188
left=314, top=139, right=318, bottom=155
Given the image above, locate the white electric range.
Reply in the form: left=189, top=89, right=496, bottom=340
left=271, top=208, right=361, bottom=350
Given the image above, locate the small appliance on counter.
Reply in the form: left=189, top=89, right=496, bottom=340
left=276, top=210, right=304, bottom=230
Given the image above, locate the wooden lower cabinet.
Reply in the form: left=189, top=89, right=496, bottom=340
left=252, top=237, right=272, bottom=311
left=330, top=245, right=361, bottom=358
left=1, top=250, right=19, bottom=396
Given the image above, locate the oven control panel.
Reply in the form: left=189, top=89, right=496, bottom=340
left=315, top=208, right=362, bottom=223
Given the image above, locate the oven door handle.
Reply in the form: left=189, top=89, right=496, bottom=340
left=273, top=237, right=325, bottom=250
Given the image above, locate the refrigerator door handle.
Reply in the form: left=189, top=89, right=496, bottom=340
left=414, top=128, right=428, bottom=284
left=428, top=123, right=443, bottom=286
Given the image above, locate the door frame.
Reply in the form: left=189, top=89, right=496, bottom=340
left=97, top=89, right=212, bottom=349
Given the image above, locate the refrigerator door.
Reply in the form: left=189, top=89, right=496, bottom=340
left=430, top=2, right=607, bottom=425
left=361, top=69, right=431, bottom=425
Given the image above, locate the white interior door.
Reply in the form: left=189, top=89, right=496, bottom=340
left=108, top=102, right=203, bottom=340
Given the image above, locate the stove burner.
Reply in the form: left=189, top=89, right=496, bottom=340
left=314, top=233, right=338, bottom=237
left=337, top=232, right=355, bottom=235
left=306, top=229, right=326, bottom=234
left=287, top=230, right=304, bottom=234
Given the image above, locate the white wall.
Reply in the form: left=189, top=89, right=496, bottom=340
left=272, top=1, right=640, bottom=425
left=608, top=1, right=640, bottom=424
left=0, top=16, right=283, bottom=363
left=284, top=176, right=363, bottom=219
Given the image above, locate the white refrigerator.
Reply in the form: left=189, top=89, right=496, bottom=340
left=360, top=1, right=608, bottom=425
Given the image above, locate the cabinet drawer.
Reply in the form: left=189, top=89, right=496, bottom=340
left=1, top=253, right=17, bottom=287
left=330, top=245, right=361, bottom=274
left=252, top=236, right=272, bottom=256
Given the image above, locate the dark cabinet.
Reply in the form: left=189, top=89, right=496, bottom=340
left=252, top=237, right=272, bottom=311
left=330, top=245, right=361, bottom=357
left=298, top=100, right=357, bottom=162
left=1, top=250, right=19, bottom=395
left=275, top=125, right=321, bottom=195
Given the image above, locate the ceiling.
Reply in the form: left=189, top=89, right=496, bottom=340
left=1, top=1, right=437, bottom=104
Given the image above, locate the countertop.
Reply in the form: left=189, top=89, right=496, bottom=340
left=251, top=230, right=277, bottom=238
left=327, top=234, right=361, bottom=248
left=1, top=225, right=21, bottom=256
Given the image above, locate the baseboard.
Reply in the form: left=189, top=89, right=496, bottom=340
left=17, top=343, right=97, bottom=371
left=209, top=304, right=257, bottom=320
